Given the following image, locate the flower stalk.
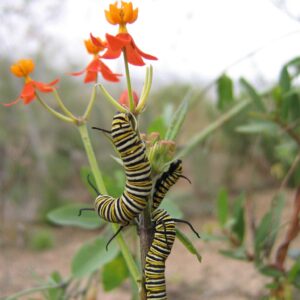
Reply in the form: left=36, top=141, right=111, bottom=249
left=122, top=49, right=135, bottom=112
left=77, top=122, right=140, bottom=286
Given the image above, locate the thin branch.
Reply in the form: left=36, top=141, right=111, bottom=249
left=279, top=153, right=300, bottom=192
left=274, top=187, right=300, bottom=270
left=2, top=279, right=71, bottom=300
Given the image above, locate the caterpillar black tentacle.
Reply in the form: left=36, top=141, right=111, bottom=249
left=106, top=225, right=126, bottom=251
left=94, top=112, right=152, bottom=225
left=87, top=174, right=100, bottom=196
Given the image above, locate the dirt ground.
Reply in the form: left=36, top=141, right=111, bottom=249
left=1, top=189, right=300, bottom=300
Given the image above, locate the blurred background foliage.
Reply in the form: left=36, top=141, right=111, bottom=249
left=2, top=1, right=300, bottom=299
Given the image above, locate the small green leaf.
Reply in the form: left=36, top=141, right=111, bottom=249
left=236, top=121, right=279, bottom=135
left=231, top=193, right=245, bottom=243
left=240, top=77, right=266, bottom=112
left=160, top=198, right=183, bottom=219
left=217, top=74, right=234, bottom=110
left=176, top=229, right=201, bottom=262
left=257, top=265, right=284, bottom=278
left=279, top=66, right=291, bottom=93
left=47, top=204, right=102, bottom=230
left=147, top=116, right=167, bottom=138
left=102, top=253, right=129, bottom=291
left=164, top=90, right=191, bottom=141
left=72, top=236, right=119, bottom=278
left=45, top=272, right=64, bottom=300
left=219, top=247, right=248, bottom=261
left=216, top=188, right=228, bottom=227
left=288, top=260, right=300, bottom=288
left=254, top=194, right=285, bottom=260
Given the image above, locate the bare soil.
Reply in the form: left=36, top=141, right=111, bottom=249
left=1, top=189, right=300, bottom=300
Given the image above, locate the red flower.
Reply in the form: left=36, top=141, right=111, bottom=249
left=92, top=33, right=157, bottom=66
left=70, top=37, right=121, bottom=83
left=118, top=89, right=139, bottom=108
left=2, top=59, right=59, bottom=106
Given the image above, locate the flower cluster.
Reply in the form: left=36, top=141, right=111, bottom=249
left=3, top=1, right=157, bottom=115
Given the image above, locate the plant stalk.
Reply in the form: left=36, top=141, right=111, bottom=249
left=77, top=123, right=140, bottom=286
left=139, top=201, right=153, bottom=300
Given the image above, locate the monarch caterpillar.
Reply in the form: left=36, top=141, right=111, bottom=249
left=144, top=209, right=176, bottom=300
left=144, top=209, right=200, bottom=300
left=152, top=159, right=191, bottom=209
left=80, top=112, right=152, bottom=225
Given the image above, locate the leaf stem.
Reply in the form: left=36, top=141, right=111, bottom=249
left=83, top=85, right=97, bottom=120
left=53, top=89, right=76, bottom=119
left=97, top=84, right=127, bottom=112
left=175, top=99, right=251, bottom=159
left=36, top=94, right=75, bottom=123
left=2, top=279, right=70, bottom=300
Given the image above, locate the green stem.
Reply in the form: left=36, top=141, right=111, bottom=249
left=175, top=99, right=251, bottom=159
left=97, top=84, right=127, bottom=112
left=136, top=65, right=153, bottom=114
left=36, top=94, right=75, bottom=124
left=83, top=85, right=97, bottom=120
left=122, top=49, right=135, bottom=112
left=53, top=89, right=76, bottom=119
left=2, top=280, right=70, bottom=300
left=77, top=123, right=140, bottom=286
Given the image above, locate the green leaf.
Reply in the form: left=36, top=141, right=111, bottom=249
left=160, top=198, right=183, bottom=219
left=231, top=193, right=245, bottom=244
left=72, top=236, right=119, bottom=278
left=47, top=204, right=102, bottom=230
left=175, top=99, right=251, bottom=159
left=257, top=265, right=284, bottom=278
left=240, top=77, right=266, bottom=112
left=236, top=121, right=279, bottom=135
left=279, top=66, right=291, bottom=93
left=147, top=116, right=167, bottom=138
left=45, top=272, right=64, bottom=300
left=176, top=229, right=202, bottom=262
left=288, top=260, right=300, bottom=288
left=102, top=253, right=129, bottom=291
left=254, top=194, right=285, bottom=260
left=217, top=74, right=234, bottom=110
left=164, top=90, right=191, bottom=141
left=219, top=247, right=248, bottom=261
left=216, top=188, right=228, bottom=227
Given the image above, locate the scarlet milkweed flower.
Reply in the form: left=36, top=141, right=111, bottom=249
left=2, top=59, right=59, bottom=106
left=96, top=1, right=157, bottom=66
left=118, top=89, right=139, bottom=108
left=70, top=37, right=121, bottom=83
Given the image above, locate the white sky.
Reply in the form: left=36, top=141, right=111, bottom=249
left=4, top=0, right=300, bottom=86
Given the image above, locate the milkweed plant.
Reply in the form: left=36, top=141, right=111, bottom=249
left=5, top=1, right=300, bottom=300
left=2, top=2, right=206, bottom=299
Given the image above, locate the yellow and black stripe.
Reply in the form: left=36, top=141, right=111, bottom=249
left=94, top=112, right=152, bottom=225
left=152, top=160, right=183, bottom=209
left=145, top=209, right=176, bottom=300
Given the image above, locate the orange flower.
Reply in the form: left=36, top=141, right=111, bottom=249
left=118, top=89, right=139, bottom=108
left=92, top=33, right=157, bottom=66
left=105, top=1, right=138, bottom=33
left=71, top=37, right=121, bottom=83
left=2, top=59, right=59, bottom=106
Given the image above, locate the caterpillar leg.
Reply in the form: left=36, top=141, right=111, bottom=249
left=172, top=218, right=200, bottom=238
left=106, top=225, right=127, bottom=251
left=78, top=208, right=95, bottom=216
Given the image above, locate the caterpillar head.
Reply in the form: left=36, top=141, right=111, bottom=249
left=112, top=112, right=137, bottom=131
